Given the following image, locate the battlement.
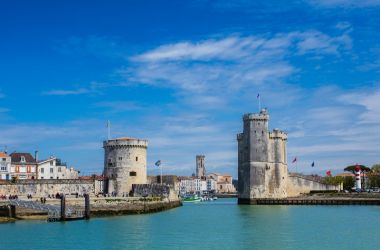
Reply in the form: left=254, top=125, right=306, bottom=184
left=103, top=137, right=148, bottom=148
left=237, top=133, right=244, bottom=140
left=269, top=128, right=287, bottom=140
left=243, top=109, right=269, bottom=122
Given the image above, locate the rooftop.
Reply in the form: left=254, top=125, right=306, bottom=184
left=0, top=152, right=9, bottom=158
left=108, top=137, right=147, bottom=142
left=9, top=152, right=36, bottom=163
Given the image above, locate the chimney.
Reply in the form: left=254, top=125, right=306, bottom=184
left=35, top=150, right=39, bottom=162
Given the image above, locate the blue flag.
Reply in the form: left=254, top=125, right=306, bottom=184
left=155, top=160, right=161, bottom=167
left=311, top=161, right=315, bottom=167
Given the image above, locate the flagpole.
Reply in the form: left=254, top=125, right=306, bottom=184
left=107, top=120, right=111, bottom=140
left=258, top=95, right=261, bottom=111
left=160, top=164, right=163, bottom=185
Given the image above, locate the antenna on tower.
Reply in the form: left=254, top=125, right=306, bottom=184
left=106, top=120, right=111, bottom=140
left=257, top=93, right=261, bottom=111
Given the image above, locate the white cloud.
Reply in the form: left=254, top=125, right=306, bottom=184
left=42, top=88, right=90, bottom=96
left=306, top=0, right=380, bottom=8
left=42, top=82, right=107, bottom=96
left=339, top=89, right=380, bottom=124
left=0, top=108, right=9, bottom=113
left=134, top=31, right=350, bottom=63
left=94, top=101, right=144, bottom=113
left=284, top=85, right=380, bottom=172
left=124, top=30, right=350, bottom=115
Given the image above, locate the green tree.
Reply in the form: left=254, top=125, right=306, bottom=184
left=368, top=165, right=380, bottom=187
left=344, top=165, right=371, bottom=174
left=322, top=176, right=344, bottom=186
left=342, top=176, right=355, bottom=190
left=371, top=164, right=380, bottom=174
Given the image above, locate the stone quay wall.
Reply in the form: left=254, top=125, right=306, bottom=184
left=0, top=179, right=96, bottom=197
left=287, top=175, right=340, bottom=197
left=132, top=184, right=178, bottom=200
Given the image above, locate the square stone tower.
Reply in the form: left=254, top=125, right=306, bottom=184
left=237, top=109, right=288, bottom=204
left=196, top=155, right=206, bottom=178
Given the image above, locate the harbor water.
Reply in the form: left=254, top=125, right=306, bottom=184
left=1, top=198, right=380, bottom=249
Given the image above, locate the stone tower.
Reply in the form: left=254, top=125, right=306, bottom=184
left=103, top=137, right=148, bottom=196
left=196, top=155, right=206, bottom=178
left=237, top=109, right=288, bottom=204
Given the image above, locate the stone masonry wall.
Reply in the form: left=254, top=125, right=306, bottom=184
left=0, top=179, right=95, bottom=196
left=287, top=175, right=340, bottom=197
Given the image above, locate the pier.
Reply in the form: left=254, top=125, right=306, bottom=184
left=0, top=194, right=90, bottom=222
left=238, top=197, right=380, bottom=205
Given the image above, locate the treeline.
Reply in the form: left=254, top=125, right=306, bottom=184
left=322, top=164, right=380, bottom=190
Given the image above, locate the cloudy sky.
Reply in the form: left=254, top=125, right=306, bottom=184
left=0, top=0, right=380, bottom=177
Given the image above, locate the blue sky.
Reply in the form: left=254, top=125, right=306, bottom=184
left=1, top=0, right=380, bottom=177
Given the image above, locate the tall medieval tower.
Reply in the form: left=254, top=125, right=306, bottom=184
left=196, top=155, right=206, bottom=178
left=237, top=109, right=288, bottom=204
left=103, top=137, right=148, bottom=196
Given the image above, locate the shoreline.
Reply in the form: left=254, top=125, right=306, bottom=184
left=0, top=197, right=182, bottom=223
left=238, top=192, right=380, bottom=205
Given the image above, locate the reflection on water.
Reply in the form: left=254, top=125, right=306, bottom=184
left=1, top=198, right=380, bottom=250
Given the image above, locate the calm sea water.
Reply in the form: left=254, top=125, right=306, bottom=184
left=1, top=198, right=379, bottom=250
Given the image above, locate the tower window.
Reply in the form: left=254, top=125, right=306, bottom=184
left=118, top=157, right=122, bottom=161
left=130, top=171, right=137, bottom=176
left=136, top=157, right=138, bottom=162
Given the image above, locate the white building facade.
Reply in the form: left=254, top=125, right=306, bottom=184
left=0, top=152, right=11, bottom=180
left=179, top=177, right=215, bottom=195
left=38, top=157, right=79, bottom=179
left=10, top=153, right=37, bottom=180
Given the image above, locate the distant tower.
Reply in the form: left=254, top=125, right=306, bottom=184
left=237, top=109, right=288, bottom=204
left=196, top=155, right=206, bottom=178
left=103, top=137, right=148, bottom=196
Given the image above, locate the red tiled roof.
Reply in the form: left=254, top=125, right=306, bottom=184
left=0, top=152, right=9, bottom=158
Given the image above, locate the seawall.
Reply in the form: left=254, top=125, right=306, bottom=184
left=0, top=197, right=182, bottom=220
left=287, top=174, right=340, bottom=197
left=0, top=179, right=99, bottom=196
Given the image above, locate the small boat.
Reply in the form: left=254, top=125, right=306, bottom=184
left=182, top=195, right=201, bottom=202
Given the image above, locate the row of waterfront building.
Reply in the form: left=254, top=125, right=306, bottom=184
left=178, top=173, right=236, bottom=195
left=0, top=138, right=237, bottom=197
left=177, top=155, right=236, bottom=195
left=0, top=151, right=79, bottom=181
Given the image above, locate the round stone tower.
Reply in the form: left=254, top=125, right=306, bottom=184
left=103, top=137, right=148, bottom=196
